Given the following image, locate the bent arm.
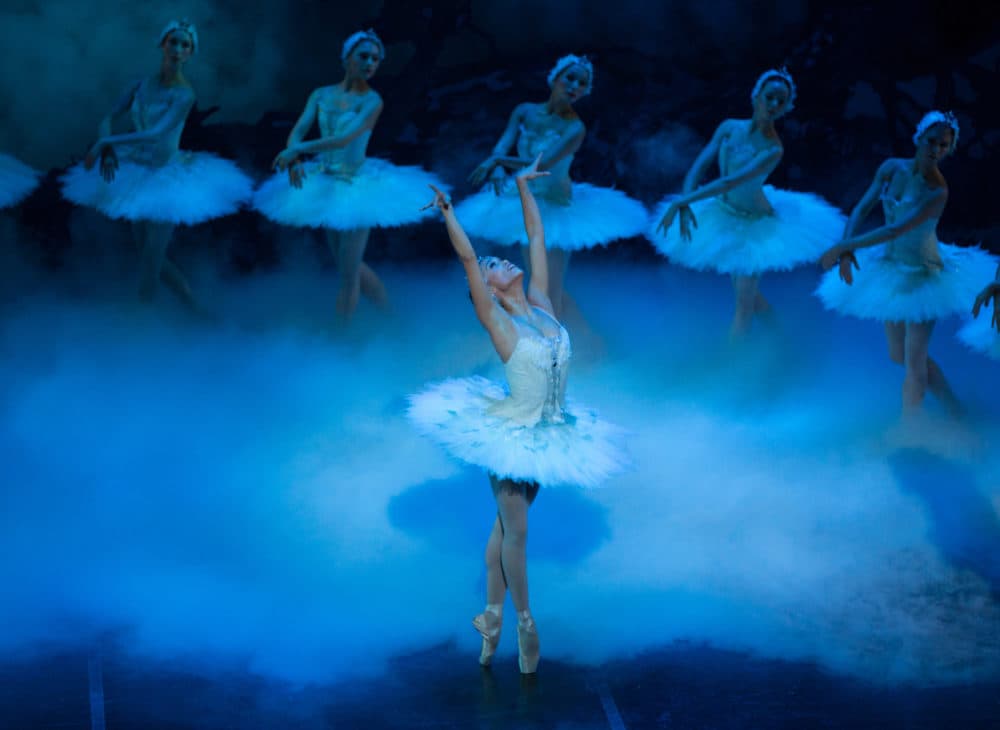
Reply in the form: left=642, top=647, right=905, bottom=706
left=838, top=188, right=947, bottom=253
left=98, top=89, right=194, bottom=149
left=285, top=90, right=320, bottom=147
left=293, top=95, right=383, bottom=155
left=516, top=175, right=555, bottom=317
left=97, top=79, right=143, bottom=139
left=493, top=121, right=585, bottom=173
left=675, top=145, right=782, bottom=207
left=843, top=159, right=895, bottom=238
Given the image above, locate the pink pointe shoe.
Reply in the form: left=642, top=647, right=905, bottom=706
left=472, top=608, right=502, bottom=667
left=516, top=611, right=540, bottom=674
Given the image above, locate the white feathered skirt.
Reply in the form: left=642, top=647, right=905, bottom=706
left=647, top=186, right=845, bottom=275
left=454, top=183, right=648, bottom=251
left=815, top=245, right=998, bottom=322
left=0, top=154, right=41, bottom=209
left=407, top=376, right=629, bottom=488
left=252, top=158, right=446, bottom=230
left=61, top=152, right=253, bottom=224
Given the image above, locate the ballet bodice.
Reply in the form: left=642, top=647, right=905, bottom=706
left=516, top=121, right=574, bottom=203
left=880, top=186, right=943, bottom=270
left=717, top=125, right=776, bottom=214
left=126, top=79, right=190, bottom=166
left=488, top=320, right=572, bottom=427
left=315, top=98, right=372, bottom=178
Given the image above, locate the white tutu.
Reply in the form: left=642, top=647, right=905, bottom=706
left=957, top=313, right=1000, bottom=360
left=816, top=244, right=998, bottom=323
left=454, top=182, right=648, bottom=251
left=408, top=376, right=628, bottom=488
left=647, top=186, right=846, bottom=275
left=0, top=154, right=41, bottom=209
left=61, top=152, right=253, bottom=225
left=252, top=158, right=445, bottom=230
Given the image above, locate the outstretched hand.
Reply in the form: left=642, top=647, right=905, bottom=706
left=972, top=281, right=1000, bottom=332
left=421, top=184, right=451, bottom=213
left=516, top=153, right=550, bottom=183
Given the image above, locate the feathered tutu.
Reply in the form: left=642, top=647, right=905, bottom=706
left=0, top=154, right=41, bottom=209
left=252, top=158, right=446, bottom=230
left=61, top=152, right=252, bottom=225
left=647, top=186, right=845, bottom=275
left=957, top=312, right=1000, bottom=360
left=407, top=376, right=628, bottom=488
left=454, top=182, right=648, bottom=251
left=816, top=244, right=998, bottom=323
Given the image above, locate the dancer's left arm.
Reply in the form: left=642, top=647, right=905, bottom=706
left=516, top=155, right=555, bottom=317
left=273, top=93, right=383, bottom=170
left=492, top=120, right=584, bottom=174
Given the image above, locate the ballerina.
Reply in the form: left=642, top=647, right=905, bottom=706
left=957, top=264, right=1000, bottom=361
left=62, top=20, right=252, bottom=311
left=409, top=156, right=628, bottom=674
left=0, top=154, right=41, bottom=210
left=455, top=54, right=647, bottom=320
left=650, top=68, right=845, bottom=338
left=818, top=111, right=997, bottom=412
left=253, top=29, right=446, bottom=322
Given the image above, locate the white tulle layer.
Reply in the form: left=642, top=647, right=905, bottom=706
left=647, top=187, right=846, bottom=275
left=0, top=154, right=41, bottom=209
left=252, top=159, right=446, bottom=230
left=61, top=153, right=253, bottom=224
left=454, top=183, right=648, bottom=251
left=815, top=244, right=998, bottom=323
left=957, top=312, right=1000, bottom=360
left=407, top=376, right=629, bottom=488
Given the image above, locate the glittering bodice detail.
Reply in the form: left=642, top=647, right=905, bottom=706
left=881, top=186, right=943, bottom=270
left=315, top=101, right=371, bottom=178
left=488, top=322, right=572, bottom=427
left=516, top=123, right=573, bottom=203
left=126, top=80, right=186, bottom=166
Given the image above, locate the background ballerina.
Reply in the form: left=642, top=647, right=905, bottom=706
left=455, top=54, right=647, bottom=322
left=817, top=111, right=997, bottom=414
left=957, top=264, right=1000, bottom=361
left=409, top=156, right=627, bottom=675
left=0, top=154, right=41, bottom=211
left=62, top=20, right=252, bottom=312
left=253, top=29, right=446, bottom=324
left=650, top=68, right=845, bottom=338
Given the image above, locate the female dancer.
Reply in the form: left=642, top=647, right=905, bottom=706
left=254, top=29, right=446, bottom=322
left=651, top=68, right=845, bottom=337
left=957, top=264, right=1000, bottom=360
left=456, top=54, right=647, bottom=319
left=409, top=156, right=627, bottom=674
left=62, top=20, right=252, bottom=310
left=0, top=154, right=40, bottom=210
left=818, top=111, right=997, bottom=411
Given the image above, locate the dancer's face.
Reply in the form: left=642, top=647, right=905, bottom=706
left=160, top=30, right=194, bottom=68
left=917, top=123, right=955, bottom=163
left=753, top=79, right=791, bottom=120
left=553, top=64, right=591, bottom=103
left=345, top=40, right=381, bottom=80
left=479, top=256, right=523, bottom=291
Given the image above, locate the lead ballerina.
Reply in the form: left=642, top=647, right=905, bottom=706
left=253, top=29, right=446, bottom=323
left=650, top=68, right=845, bottom=338
left=62, top=20, right=253, bottom=311
left=456, top=54, right=647, bottom=320
left=817, top=111, right=997, bottom=413
left=409, top=156, right=628, bottom=674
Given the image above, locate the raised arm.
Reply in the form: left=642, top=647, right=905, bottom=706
left=515, top=155, right=555, bottom=317
left=425, top=186, right=518, bottom=360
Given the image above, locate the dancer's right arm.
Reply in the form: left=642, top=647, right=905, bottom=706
left=842, top=159, right=896, bottom=238
left=682, top=120, right=730, bottom=194
left=469, top=104, right=526, bottom=189
left=96, top=79, right=143, bottom=140
left=426, top=186, right=518, bottom=359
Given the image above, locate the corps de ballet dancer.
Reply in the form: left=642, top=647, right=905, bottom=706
left=456, top=54, right=647, bottom=321
left=408, top=156, right=628, bottom=674
left=818, top=111, right=997, bottom=413
left=650, top=68, right=845, bottom=338
left=957, top=263, right=1000, bottom=361
left=253, top=29, right=447, bottom=323
left=62, top=20, right=253, bottom=312
left=0, top=154, right=41, bottom=211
